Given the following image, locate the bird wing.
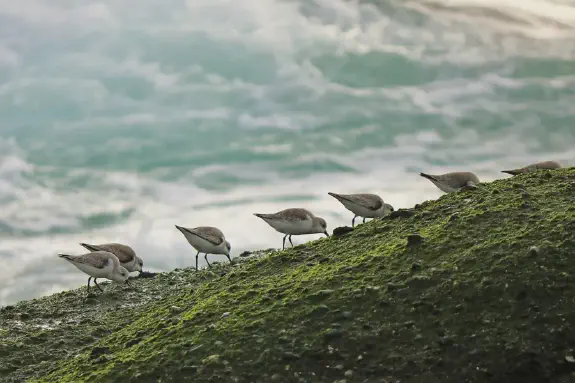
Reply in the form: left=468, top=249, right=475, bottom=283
left=335, top=193, right=383, bottom=211
left=180, top=226, right=224, bottom=246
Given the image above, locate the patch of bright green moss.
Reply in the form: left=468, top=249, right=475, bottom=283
left=2, top=168, right=575, bottom=382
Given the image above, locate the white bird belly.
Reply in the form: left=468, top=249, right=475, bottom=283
left=268, top=218, right=313, bottom=235
left=70, top=261, right=112, bottom=278
left=183, top=233, right=224, bottom=254
left=340, top=201, right=379, bottom=218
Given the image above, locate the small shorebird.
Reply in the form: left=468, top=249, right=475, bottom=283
left=175, top=225, right=231, bottom=270
left=79, top=242, right=143, bottom=273
left=254, top=208, right=329, bottom=250
left=328, top=192, right=394, bottom=227
left=419, top=171, right=480, bottom=193
left=58, top=251, right=131, bottom=293
left=502, top=160, right=562, bottom=176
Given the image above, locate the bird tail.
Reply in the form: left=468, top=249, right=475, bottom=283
left=328, top=192, right=352, bottom=204
left=254, top=213, right=272, bottom=220
left=419, top=172, right=437, bottom=182
left=501, top=169, right=520, bottom=175
left=79, top=243, right=100, bottom=252
left=58, top=253, right=73, bottom=260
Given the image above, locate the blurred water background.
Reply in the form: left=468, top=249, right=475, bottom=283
left=0, top=0, right=574, bottom=305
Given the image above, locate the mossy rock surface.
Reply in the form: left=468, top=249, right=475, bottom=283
left=2, top=169, right=575, bottom=383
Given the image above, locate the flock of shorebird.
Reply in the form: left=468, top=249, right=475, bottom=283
left=58, top=160, right=563, bottom=293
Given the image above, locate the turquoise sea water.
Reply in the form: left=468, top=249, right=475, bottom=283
left=0, top=0, right=574, bottom=305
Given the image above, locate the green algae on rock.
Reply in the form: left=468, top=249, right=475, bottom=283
left=2, top=168, right=575, bottom=383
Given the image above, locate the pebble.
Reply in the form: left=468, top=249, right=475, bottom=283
left=215, top=341, right=223, bottom=346
left=344, top=370, right=354, bottom=378
left=334, top=364, right=345, bottom=371
left=271, top=374, right=282, bottom=382
left=528, top=246, right=540, bottom=257
left=221, top=312, right=231, bottom=318
left=407, top=233, right=424, bottom=246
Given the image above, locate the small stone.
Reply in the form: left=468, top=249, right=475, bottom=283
left=527, top=246, right=540, bottom=257
left=334, top=364, right=345, bottom=371
left=333, top=226, right=354, bottom=237
left=221, top=312, right=231, bottom=318
left=215, top=341, right=223, bottom=346
left=411, top=262, right=422, bottom=271
left=389, top=209, right=415, bottom=219
left=283, top=352, right=300, bottom=360
left=448, top=214, right=458, bottom=222
left=314, top=304, right=330, bottom=313
left=344, top=370, right=354, bottom=378
left=239, top=251, right=252, bottom=258
left=566, top=354, right=575, bottom=363
left=317, top=289, right=334, bottom=297
left=170, top=306, right=182, bottom=315
left=271, top=374, right=282, bottom=382
left=342, top=311, right=352, bottom=319
left=90, top=346, right=110, bottom=359
left=407, top=234, right=424, bottom=246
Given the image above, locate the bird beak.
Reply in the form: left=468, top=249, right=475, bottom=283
left=324, top=231, right=330, bottom=237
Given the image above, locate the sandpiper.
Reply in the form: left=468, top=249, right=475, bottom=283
left=175, top=225, right=231, bottom=270
left=79, top=242, right=143, bottom=273
left=58, top=251, right=131, bottom=293
left=328, top=192, right=394, bottom=227
left=254, top=208, right=329, bottom=250
left=502, top=160, right=562, bottom=176
left=419, top=171, right=480, bottom=193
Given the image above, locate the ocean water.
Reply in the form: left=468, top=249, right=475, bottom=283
left=0, top=0, right=574, bottom=305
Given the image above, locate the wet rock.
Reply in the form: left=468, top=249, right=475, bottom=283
left=169, top=306, right=182, bottom=315
left=283, top=351, right=300, bottom=360
left=448, top=214, right=458, bottom=222
left=90, top=346, right=110, bottom=359
left=138, top=271, right=157, bottom=278
left=314, top=289, right=334, bottom=299
left=411, top=262, right=422, bottom=272
left=239, top=251, right=252, bottom=258
left=389, top=209, right=415, bottom=219
left=342, top=311, right=352, bottom=319
left=324, top=328, right=344, bottom=340
left=126, top=338, right=142, bottom=348
left=333, top=226, right=354, bottom=237
left=527, top=246, right=540, bottom=257
left=314, top=304, right=330, bottom=314
left=407, top=234, right=424, bottom=246
left=334, top=364, right=345, bottom=371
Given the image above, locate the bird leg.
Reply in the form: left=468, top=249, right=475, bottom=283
left=195, top=251, right=200, bottom=271
left=282, top=234, right=288, bottom=250
left=204, top=253, right=212, bottom=268
left=363, top=217, right=366, bottom=224
left=352, top=216, right=357, bottom=227
left=93, top=278, right=104, bottom=293
left=288, top=235, right=294, bottom=248
left=87, top=277, right=92, bottom=293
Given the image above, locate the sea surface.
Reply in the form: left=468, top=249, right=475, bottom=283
left=1, top=0, right=574, bottom=305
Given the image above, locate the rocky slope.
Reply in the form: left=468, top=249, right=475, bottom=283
left=1, top=168, right=575, bottom=383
